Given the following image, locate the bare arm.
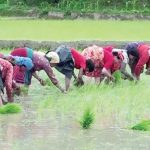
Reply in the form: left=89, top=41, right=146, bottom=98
left=102, top=68, right=113, bottom=78
left=32, top=71, right=42, bottom=82
left=121, top=62, right=134, bottom=80
left=44, top=66, right=65, bottom=92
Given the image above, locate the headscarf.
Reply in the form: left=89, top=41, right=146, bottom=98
left=45, top=51, right=60, bottom=63
left=82, top=45, right=104, bottom=61
left=125, top=42, right=144, bottom=59
left=10, top=56, right=33, bottom=70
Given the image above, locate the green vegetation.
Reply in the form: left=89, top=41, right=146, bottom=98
left=131, top=120, right=150, bottom=131
left=45, top=78, right=52, bottom=86
left=0, top=103, right=22, bottom=114
left=79, top=108, right=95, bottom=129
left=0, top=0, right=150, bottom=16
left=112, top=70, right=122, bottom=84
left=0, top=20, right=150, bottom=41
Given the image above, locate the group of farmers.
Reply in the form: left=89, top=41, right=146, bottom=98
left=0, top=42, right=150, bottom=106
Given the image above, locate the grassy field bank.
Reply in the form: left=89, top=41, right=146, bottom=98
left=0, top=19, right=150, bottom=41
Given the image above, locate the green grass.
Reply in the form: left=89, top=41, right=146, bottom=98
left=131, top=120, right=150, bottom=131
left=0, top=103, right=22, bottom=114
left=79, top=108, right=95, bottom=129
left=0, top=20, right=150, bottom=41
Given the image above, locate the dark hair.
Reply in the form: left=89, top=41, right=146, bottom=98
left=127, top=47, right=139, bottom=59
left=112, top=52, right=121, bottom=60
left=125, top=42, right=140, bottom=59
left=112, top=52, right=118, bottom=56
left=86, top=59, right=95, bottom=72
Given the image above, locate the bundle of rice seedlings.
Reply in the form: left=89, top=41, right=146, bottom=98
left=131, top=120, right=150, bottom=131
left=79, top=108, right=95, bottom=129
left=112, top=70, right=122, bottom=84
left=0, top=103, right=22, bottom=114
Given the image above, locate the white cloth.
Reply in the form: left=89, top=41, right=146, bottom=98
left=45, top=51, right=60, bottom=63
left=112, top=48, right=129, bottom=64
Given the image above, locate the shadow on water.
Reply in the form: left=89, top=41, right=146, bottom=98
left=0, top=77, right=150, bottom=150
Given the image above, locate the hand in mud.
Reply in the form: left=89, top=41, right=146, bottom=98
left=13, top=87, right=21, bottom=96
left=110, top=76, right=115, bottom=82
left=74, top=78, right=84, bottom=87
left=39, top=79, right=46, bottom=86
left=128, top=76, right=134, bottom=81
left=61, top=88, right=67, bottom=94
left=134, top=76, right=139, bottom=84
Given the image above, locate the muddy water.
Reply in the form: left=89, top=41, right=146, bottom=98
left=0, top=80, right=150, bottom=150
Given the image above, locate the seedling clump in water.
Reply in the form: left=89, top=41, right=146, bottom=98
left=112, top=70, right=122, bottom=84
left=0, top=103, right=22, bottom=114
left=131, top=120, right=150, bottom=131
left=79, top=108, right=95, bottom=129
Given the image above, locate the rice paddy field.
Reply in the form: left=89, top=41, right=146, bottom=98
left=0, top=19, right=150, bottom=41
left=0, top=19, right=150, bottom=150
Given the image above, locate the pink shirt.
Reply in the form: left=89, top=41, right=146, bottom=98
left=33, top=52, right=58, bottom=85
left=0, top=58, right=13, bottom=101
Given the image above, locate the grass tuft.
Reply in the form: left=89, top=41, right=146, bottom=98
left=0, top=103, right=22, bottom=114
left=131, top=120, right=150, bottom=131
left=79, top=108, right=95, bottom=129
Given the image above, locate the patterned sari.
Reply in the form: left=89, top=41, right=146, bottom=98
left=82, top=45, right=104, bottom=77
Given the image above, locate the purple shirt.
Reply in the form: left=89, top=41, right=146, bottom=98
left=33, top=52, right=58, bottom=85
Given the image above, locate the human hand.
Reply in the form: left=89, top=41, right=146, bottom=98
left=60, top=88, right=67, bottom=94
left=110, top=76, right=115, bottom=82
left=14, top=86, right=21, bottom=96
left=39, top=79, right=46, bottom=86
left=74, top=78, right=84, bottom=87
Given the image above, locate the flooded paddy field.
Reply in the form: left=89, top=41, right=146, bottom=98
left=0, top=70, right=150, bottom=150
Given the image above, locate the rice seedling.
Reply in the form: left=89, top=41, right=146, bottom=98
left=0, top=103, right=22, bottom=114
left=45, top=78, right=51, bottom=86
left=112, top=70, right=122, bottom=84
left=131, top=120, right=150, bottom=131
left=79, top=108, right=95, bottom=129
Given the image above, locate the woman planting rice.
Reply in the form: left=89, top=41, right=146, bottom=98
left=104, top=46, right=134, bottom=81
left=0, top=53, right=33, bottom=88
left=82, top=45, right=121, bottom=84
left=45, top=45, right=95, bottom=91
left=0, top=58, right=15, bottom=104
left=125, top=42, right=150, bottom=80
left=10, top=47, right=65, bottom=93
left=0, top=68, right=4, bottom=106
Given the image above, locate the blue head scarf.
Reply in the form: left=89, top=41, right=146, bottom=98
left=12, top=56, right=34, bottom=70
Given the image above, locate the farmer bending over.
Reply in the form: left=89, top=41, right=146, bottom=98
left=45, top=45, right=95, bottom=91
